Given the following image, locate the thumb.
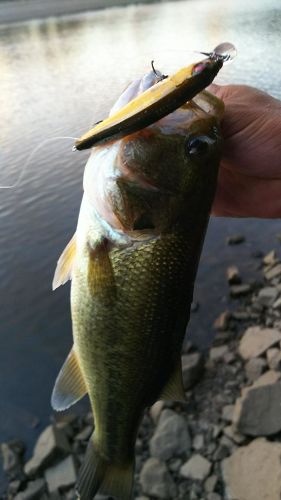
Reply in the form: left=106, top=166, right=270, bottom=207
left=207, top=83, right=233, bottom=102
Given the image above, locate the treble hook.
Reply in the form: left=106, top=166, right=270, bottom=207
left=198, top=51, right=231, bottom=62
left=195, top=43, right=237, bottom=63
left=151, top=60, right=168, bottom=81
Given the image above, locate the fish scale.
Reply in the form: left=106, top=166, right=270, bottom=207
left=72, top=231, right=199, bottom=459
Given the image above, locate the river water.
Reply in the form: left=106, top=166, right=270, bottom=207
left=0, top=0, right=281, bottom=482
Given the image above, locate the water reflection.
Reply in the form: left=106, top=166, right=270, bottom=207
left=0, top=0, right=281, bottom=482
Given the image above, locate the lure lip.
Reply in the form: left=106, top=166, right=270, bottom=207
left=74, top=56, right=223, bottom=152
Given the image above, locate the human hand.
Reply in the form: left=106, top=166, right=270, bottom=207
left=209, top=84, right=281, bottom=218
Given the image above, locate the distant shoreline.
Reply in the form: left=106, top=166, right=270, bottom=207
left=0, top=0, right=163, bottom=25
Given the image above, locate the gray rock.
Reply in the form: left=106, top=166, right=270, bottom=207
left=220, top=435, right=237, bottom=452
left=264, top=263, right=281, bottom=281
left=206, top=491, right=221, bottom=500
left=47, top=494, right=61, bottom=500
left=8, top=480, right=21, bottom=496
left=45, top=456, right=77, bottom=493
left=212, top=444, right=230, bottom=461
left=206, top=442, right=216, bottom=456
left=266, top=348, right=281, bottom=370
left=54, top=421, right=74, bottom=439
left=74, top=425, right=93, bottom=442
left=267, top=347, right=279, bottom=361
left=14, top=479, right=46, bottom=500
left=222, top=438, right=281, bottom=500
left=140, top=458, right=177, bottom=499
left=239, top=326, right=281, bottom=360
left=223, top=351, right=236, bottom=364
left=273, top=296, right=281, bottom=309
left=135, top=438, right=142, bottom=453
left=182, top=352, right=204, bottom=390
left=263, top=250, right=277, bottom=266
left=204, top=475, right=218, bottom=493
left=84, top=412, right=94, bottom=426
left=232, top=310, right=252, bottom=321
left=65, top=490, right=77, bottom=500
left=149, top=401, right=165, bottom=424
left=245, top=357, right=267, bottom=382
left=189, top=482, right=203, bottom=499
left=221, top=405, right=234, bottom=422
left=1, top=441, right=25, bottom=480
left=209, top=345, right=229, bottom=362
left=180, top=454, right=211, bottom=480
left=192, top=434, right=204, bottom=451
left=53, top=414, right=77, bottom=429
left=206, top=494, right=221, bottom=500
left=213, top=311, right=231, bottom=331
left=25, top=425, right=70, bottom=476
left=230, top=284, right=251, bottom=297
left=226, top=234, right=245, bottom=245
left=177, top=482, right=190, bottom=498
left=253, top=369, right=281, bottom=385
left=226, top=266, right=241, bottom=284
left=191, top=301, right=199, bottom=312
left=233, top=374, right=281, bottom=436
left=212, top=425, right=223, bottom=439
left=223, top=425, right=246, bottom=445
left=182, top=340, right=194, bottom=353
left=168, top=458, right=182, bottom=472
left=257, top=287, right=279, bottom=307
left=150, top=409, right=191, bottom=461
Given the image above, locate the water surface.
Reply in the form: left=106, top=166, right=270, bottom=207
left=1, top=0, right=281, bottom=484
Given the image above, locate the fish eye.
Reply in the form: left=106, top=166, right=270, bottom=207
left=185, top=135, right=215, bottom=156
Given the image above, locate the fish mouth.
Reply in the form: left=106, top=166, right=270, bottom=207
left=117, top=161, right=168, bottom=194
left=116, top=142, right=176, bottom=195
left=74, top=56, right=223, bottom=151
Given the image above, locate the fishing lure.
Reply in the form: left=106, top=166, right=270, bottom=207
left=74, top=43, right=236, bottom=152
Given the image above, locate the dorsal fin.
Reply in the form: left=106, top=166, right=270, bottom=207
left=159, top=359, right=186, bottom=402
left=52, top=234, right=76, bottom=290
left=51, top=347, right=88, bottom=411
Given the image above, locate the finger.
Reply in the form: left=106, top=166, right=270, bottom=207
left=207, top=83, right=229, bottom=101
left=212, top=166, right=281, bottom=218
left=207, top=83, right=221, bottom=95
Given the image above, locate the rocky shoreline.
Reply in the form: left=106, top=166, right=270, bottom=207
left=2, top=239, right=281, bottom=500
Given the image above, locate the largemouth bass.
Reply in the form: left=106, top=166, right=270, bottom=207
left=51, top=56, right=224, bottom=500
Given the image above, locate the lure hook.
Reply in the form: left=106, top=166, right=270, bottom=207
left=198, top=51, right=231, bottom=62
left=150, top=60, right=168, bottom=81
left=196, top=42, right=237, bottom=64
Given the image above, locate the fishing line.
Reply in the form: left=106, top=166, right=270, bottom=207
left=0, top=136, right=78, bottom=189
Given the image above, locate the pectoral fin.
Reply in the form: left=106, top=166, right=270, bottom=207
left=159, top=359, right=186, bottom=402
left=88, top=240, right=116, bottom=298
left=51, top=347, right=87, bottom=411
left=52, top=234, right=76, bottom=290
